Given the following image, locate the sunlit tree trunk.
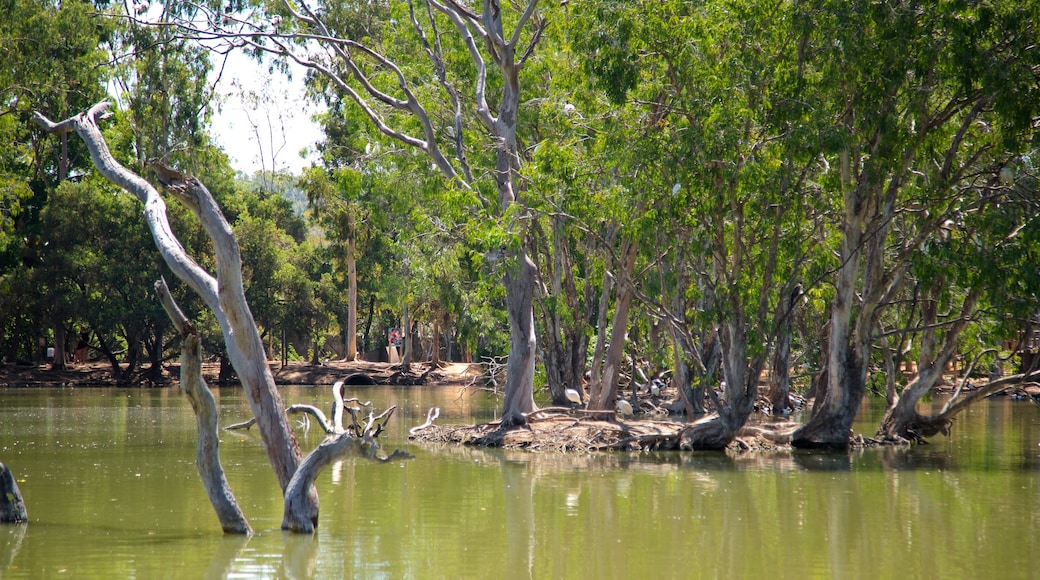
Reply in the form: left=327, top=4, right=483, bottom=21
left=589, top=239, right=639, bottom=411
left=345, top=223, right=358, bottom=360
left=34, top=103, right=315, bottom=522
left=155, top=278, right=250, bottom=534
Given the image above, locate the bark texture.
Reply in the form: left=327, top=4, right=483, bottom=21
left=0, top=463, right=28, bottom=523
left=589, top=239, right=639, bottom=412
left=34, top=103, right=314, bottom=520
left=500, top=254, right=538, bottom=425
left=877, top=289, right=980, bottom=442
left=155, top=278, right=251, bottom=534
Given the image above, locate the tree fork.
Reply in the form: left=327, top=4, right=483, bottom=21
left=34, top=102, right=314, bottom=520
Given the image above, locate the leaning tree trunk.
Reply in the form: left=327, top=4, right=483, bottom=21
left=877, top=289, right=980, bottom=442
left=34, top=103, right=315, bottom=522
left=678, top=321, right=764, bottom=449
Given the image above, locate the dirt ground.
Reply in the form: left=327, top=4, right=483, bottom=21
left=0, top=359, right=483, bottom=389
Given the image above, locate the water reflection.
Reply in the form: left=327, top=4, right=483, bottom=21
left=1, top=388, right=1038, bottom=578
left=202, top=535, right=248, bottom=579
left=1, top=523, right=27, bottom=570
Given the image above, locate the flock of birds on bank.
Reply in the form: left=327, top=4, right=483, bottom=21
left=563, top=377, right=693, bottom=418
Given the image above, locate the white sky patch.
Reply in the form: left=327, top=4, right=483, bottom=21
left=208, top=50, right=324, bottom=175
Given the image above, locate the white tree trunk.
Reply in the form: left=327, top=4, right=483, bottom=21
left=34, top=103, right=314, bottom=520
left=155, top=278, right=251, bottom=534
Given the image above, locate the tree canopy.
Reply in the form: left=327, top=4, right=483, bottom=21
left=3, top=0, right=1040, bottom=449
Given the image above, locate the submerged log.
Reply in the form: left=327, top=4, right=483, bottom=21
left=0, top=462, right=28, bottom=523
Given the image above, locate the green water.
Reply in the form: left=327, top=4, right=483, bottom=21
left=1, top=386, right=1038, bottom=579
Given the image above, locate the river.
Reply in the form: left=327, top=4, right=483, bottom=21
left=1, top=386, right=1038, bottom=578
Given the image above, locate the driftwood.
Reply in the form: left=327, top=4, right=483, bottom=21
left=409, top=407, right=441, bottom=435
left=155, top=278, right=251, bottom=534
left=0, top=462, right=27, bottom=523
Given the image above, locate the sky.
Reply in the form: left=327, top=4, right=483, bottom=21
left=207, top=50, right=324, bottom=175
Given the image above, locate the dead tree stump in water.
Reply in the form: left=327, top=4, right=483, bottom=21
left=0, top=463, right=27, bottom=523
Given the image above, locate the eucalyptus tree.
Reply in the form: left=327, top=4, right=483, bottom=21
left=36, top=102, right=410, bottom=533
left=107, top=1, right=213, bottom=173
left=790, top=0, right=1040, bottom=448
left=34, top=175, right=168, bottom=383
left=566, top=0, right=817, bottom=446
left=0, top=0, right=113, bottom=365
left=149, top=0, right=552, bottom=423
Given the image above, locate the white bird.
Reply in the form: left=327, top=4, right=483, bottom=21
left=1000, top=166, right=1014, bottom=186
left=616, top=398, right=634, bottom=417
left=271, top=14, right=282, bottom=26
left=563, top=103, right=576, bottom=116
left=650, top=382, right=661, bottom=397
left=565, top=388, right=582, bottom=405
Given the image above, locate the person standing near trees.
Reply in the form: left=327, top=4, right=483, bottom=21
left=74, top=329, right=89, bottom=364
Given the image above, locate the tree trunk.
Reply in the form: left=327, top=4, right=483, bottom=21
left=51, top=321, right=66, bottom=370
left=35, top=103, right=315, bottom=522
left=157, top=278, right=251, bottom=534
left=767, top=284, right=801, bottom=415
left=401, top=302, right=411, bottom=372
left=877, top=289, right=980, bottom=442
left=792, top=179, right=869, bottom=449
left=95, top=334, right=126, bottom=384
left=589, top=272, right=614, bottom=389
left=345, top=231, right=358, bottom=360
left=589, top=240, right=639, bottom=411
left=537, top=215, right=590, bottom=406
left=430, top=318, right=441, bottom=366
left=500, top=254, right=538, bottom=425
left=0, top=462, right=27, bottom=523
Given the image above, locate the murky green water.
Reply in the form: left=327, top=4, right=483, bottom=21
left=1, top=386, right=1038, bottom=578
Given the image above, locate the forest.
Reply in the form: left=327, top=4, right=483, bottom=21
left=4, top=0, right=1040, bottom=454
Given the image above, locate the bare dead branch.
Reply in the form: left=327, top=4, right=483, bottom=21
left=286, top=404, right=335, bottom=434
left=409, top=407, right=441, bottom=435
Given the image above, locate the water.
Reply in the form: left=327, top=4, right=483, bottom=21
left=1, top=386, right=1038, bottom=578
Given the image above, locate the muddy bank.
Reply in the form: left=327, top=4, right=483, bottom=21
left=0, top=360, right=482, bottom=388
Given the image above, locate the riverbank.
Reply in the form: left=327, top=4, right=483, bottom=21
left=0, top=359, right=483, bottom=388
